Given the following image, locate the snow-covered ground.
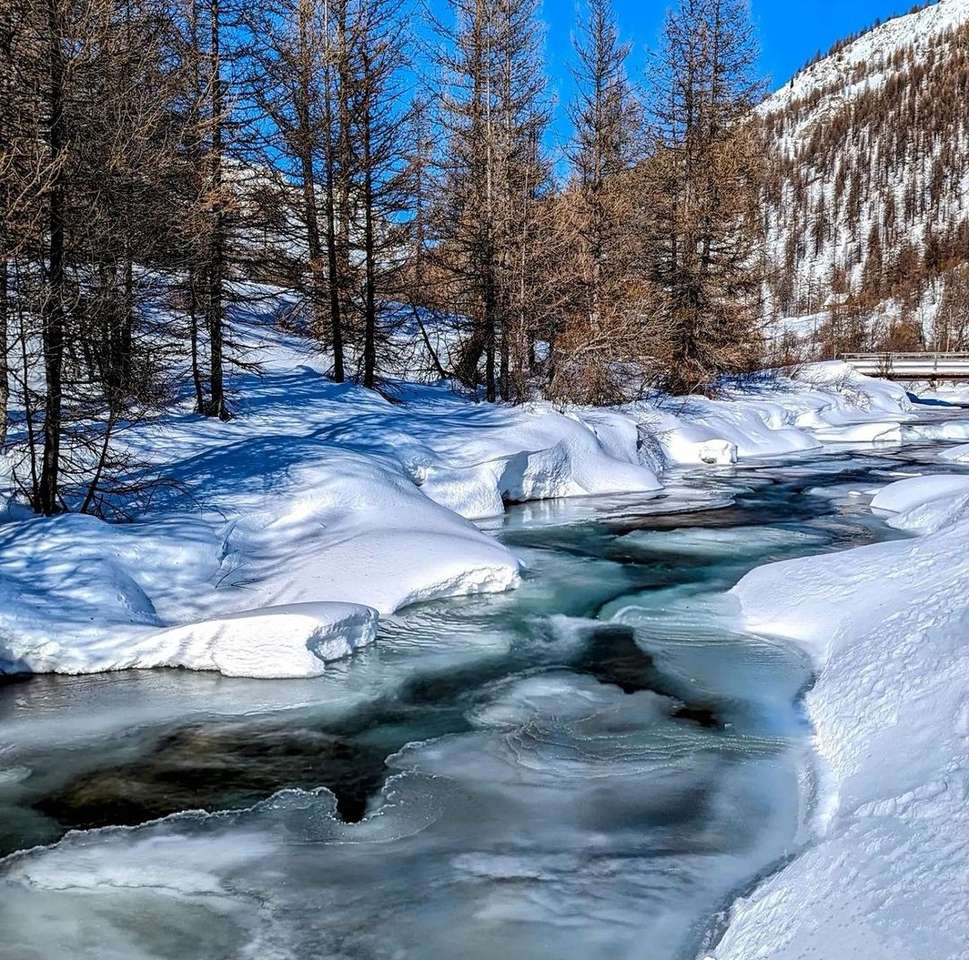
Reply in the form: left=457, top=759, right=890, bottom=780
left=0, top=300, right=933, bottom=679
left=710, top=466, right=969, bottom=960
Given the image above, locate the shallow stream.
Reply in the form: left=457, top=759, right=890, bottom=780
left=0, top=441, right=960, bottom=960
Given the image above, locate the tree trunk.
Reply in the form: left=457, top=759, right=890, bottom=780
left=322, top=0, right=344, bottom=381
left=0, top=250, right=8, bottom=449
left=295, top=0, right=328, bottom=344
left=39, top=0, right=66, bottom=514
left=362, top=104, right=377, bottom=389
left=189, top=273, right=206, bottom=409
left=205, top=0, right=229, bottom=420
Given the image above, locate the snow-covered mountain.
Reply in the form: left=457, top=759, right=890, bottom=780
left=761, top=0, right=969, bottom=354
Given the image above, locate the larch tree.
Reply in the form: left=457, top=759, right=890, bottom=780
left=202, top=0, right=230, bottom=418
left=346, top=0, right=409, bottom=389
left=645, top=0, right=767, bottom=396
left=551, top=0, right=654, bottom=403
left=4, top=0, right=191, bottom=513
left=434, top=0, right=548, bottom=402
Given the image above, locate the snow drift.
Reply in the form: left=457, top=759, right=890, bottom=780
left=712, top=475, right=969, bottom=960
left=0, top=300, right=931, bottom=678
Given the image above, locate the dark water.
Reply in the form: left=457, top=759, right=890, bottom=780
left=0, top=444, right=955, bottom=960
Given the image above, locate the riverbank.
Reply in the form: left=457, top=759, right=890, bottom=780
left=711, top=465, right=969, bottom=960
left=1, top=294, right=956, bottom=680
left=0, top=447, right=898, bottom=959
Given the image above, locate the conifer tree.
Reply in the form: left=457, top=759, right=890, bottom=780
left=645, top=0, right=766, bottom=394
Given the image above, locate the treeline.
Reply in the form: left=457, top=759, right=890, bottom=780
left=2, top=0, right=766, bottom=515
left=791, top=0, right=941, bottom=77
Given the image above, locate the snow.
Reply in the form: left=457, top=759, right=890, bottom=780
left=918, top=383, right=969, bottom=406
left=144, top=603, right=378, bottom=678
left=762, top=0, right=969, bottom=118
left=0, top=294, right=939, bottom=679
left=711, top=475, right=969, bottom=960
left=940, top=440, right=969, bottom=462
left=870, top=472, right=969, bottom=513
left=758, top=0, right=969, bottom=344
left=418, top=404, right=663, bottom=519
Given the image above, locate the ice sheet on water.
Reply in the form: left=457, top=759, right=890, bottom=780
left=618, top=524, right=827, bottom=560
left=0, top=667, right=803, bottom=960
left=938, top=441, right=969, bottom=463
left=804, top=481, right=885, bottom=502
left=602, top=590, right=813, bottom=732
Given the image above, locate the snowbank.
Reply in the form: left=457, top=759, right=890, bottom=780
left=712, top=480, right=969, bottom=960
left=631, top=361, right=914, bottom=470
left=870, top=473, right=969, bottom=514
left=869, top=474, right=969, bottom=536
left=133, top=603, right=377, bottom=678
left=904, top=419, right=969, bottom=441
left=0, top=450, right=520, bottom=677
left=940, top=441, right=969, bottom=463
left=419, top=406, right=662, bottom=519
left=0, top=300, right=935, bottom=679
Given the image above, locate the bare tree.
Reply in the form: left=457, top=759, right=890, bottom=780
left=433, top=0, right=547, bottom=401
left=645, top=0, right=767, bottom=395
left=551, top=0, right=656, bottom=403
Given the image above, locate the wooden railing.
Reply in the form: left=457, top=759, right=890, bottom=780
left=841, top=353, right=969, bottom=380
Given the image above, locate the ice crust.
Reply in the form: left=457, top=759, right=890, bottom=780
left=0, top=668, right=803, bottom=960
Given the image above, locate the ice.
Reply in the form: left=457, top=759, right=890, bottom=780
left=0, top=667, right=804, bottom=960
left=809, top=419, right=903, bottom=443
left=939, top=441, right=969, bottom=463
left=8, top=445, right=956, bottom=959
left=618, top=524, right=827, bottom=560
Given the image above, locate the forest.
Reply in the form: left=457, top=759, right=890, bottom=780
left=4, top=0, right=785, bottom=515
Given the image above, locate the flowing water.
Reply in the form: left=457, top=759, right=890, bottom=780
left=0, top=442, right=960, bottom=960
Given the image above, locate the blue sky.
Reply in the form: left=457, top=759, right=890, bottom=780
left=537, top=0, right=921, bottom=149
left=540, top=0, right=920, bottom=91
left=422, top=0, right=924, bottom=157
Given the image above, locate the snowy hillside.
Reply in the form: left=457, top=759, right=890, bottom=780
left=763, top=0, right=969, bottom=115
left=761, top=0, right=969, bottom=352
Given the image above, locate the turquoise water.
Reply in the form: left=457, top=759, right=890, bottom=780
left=0, top=445, right=951, bottom=960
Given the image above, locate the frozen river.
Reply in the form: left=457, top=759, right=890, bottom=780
left=0, top=443, right=950, bottom=960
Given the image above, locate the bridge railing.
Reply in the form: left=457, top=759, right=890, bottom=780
left=840, top=353, right=969, bottom=380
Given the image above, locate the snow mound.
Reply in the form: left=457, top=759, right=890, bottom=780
left=0, top=450, right=520, bottom=677
left=633, top=361, right=913, bottom=469
left=146, top=602, right=378, bottom=678
left=715, top=473, right=969, bottom=959
left=904, top=420, right=969, bottom=442
left=420, top=407, right=662, bottom=520
left=869, top=474, right=969, bottom=536
left=223, top=449, right=522, bottom=614
left=939, top=441, right=969, bottom=463
left=870, top=473, right=969, bottom=514
left=0, top=299, right=947, bottom=680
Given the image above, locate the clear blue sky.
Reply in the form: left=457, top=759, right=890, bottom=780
left=537, top=0, right=926, bottom=154
left=421, top=0, right=926, bottom=159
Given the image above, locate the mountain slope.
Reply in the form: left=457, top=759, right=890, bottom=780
left=761, top=0, right=969, bottom=355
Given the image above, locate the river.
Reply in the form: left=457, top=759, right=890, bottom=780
left=0, top=440, right=956, bottom=960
